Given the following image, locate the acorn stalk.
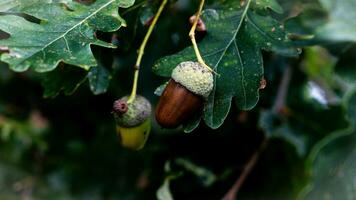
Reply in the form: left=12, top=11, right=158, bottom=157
left=155, top=61, right=213, bottom=128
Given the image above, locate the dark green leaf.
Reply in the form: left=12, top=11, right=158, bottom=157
left=335, top=45, right=356, bottom=88
left=154, top=3, right=299, bottom=129
left=0, top=0, right=134, bottom=72
left=42, top=65, right=87, bottom=98
left=0, top=0, right=19, bottom=12
left=259, top=78, right=349, bottom=157
left=252, top=0, right=284, bottom=14
left=183, top=114, right=201, bottom=133
left=301, top=90, right=356, bottom=199
left=154, top=82, right=168, bottom=96
left=157, top=177, right=174, bottom=200
left=88, top=65, right=111, bottom=95
left=316, top=0, right=356, bottom=42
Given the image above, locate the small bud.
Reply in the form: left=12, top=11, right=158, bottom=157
left=189, top=16, right=206, bottom=32
left=259, top=77, right=267, bottom=90
left=144, top=16, right=154, bottom=27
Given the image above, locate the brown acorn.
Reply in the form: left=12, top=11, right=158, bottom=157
left=155, top=61, right=214, bottom=128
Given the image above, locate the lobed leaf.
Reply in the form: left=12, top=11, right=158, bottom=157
left=153, top=2, right=299, bottom=129
left=42, top=65, right=87, bottom=98
left=0, top=0, right=134, bottom=72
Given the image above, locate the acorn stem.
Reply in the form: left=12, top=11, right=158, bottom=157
left=127, top=0, right=168, bottom=104
left=188, top=0, right=217, bottom=75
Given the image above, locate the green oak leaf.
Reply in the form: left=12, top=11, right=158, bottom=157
left=304, top=131, right=356, bottom=200
left=335, top=45, right=356, bottom=88
left=42, top=63, right=111, bottom=97
left=154, top=82, right=168, bottom=96
left=0, top=0, right=20, bottom=12
left=259, top=101, right=348, bottom=157
left=317, top=0, right=356, bottom=42
left=156, top=161, right=182, bottom=200
left=156, top=177, right=174, bottom=200
left=252, top=0, right=284, bottom=14
left=0, top=0, right=134, bottom=72
left=88, top=64, right=111, bottom=95
left=300, top=89, right=356, bottom=199
left=183, top=113, right=201, bottom=133
left=0, top=0, right=58, bottom=13
left=153, top=2, right=299, bottom=129
left=42, top=65, right=87, bottom=98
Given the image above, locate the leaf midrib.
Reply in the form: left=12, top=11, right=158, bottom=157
left=4, top=0, right=116, bottom=70
left=212, top=1, right=252, bottom=70
left=40, top=0, right=115, bottom=53
left=205, top=0, right=252, bottom=124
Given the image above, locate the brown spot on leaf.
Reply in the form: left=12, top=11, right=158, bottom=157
left=259, top=77, right=267, bottom=90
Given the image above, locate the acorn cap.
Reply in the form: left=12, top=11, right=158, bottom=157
left=171, top=61, right=214, bottom=97
left=113, top=95, right=152, bottom=127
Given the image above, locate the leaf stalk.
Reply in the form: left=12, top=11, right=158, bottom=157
left=188, top=0, right=215, bottom=73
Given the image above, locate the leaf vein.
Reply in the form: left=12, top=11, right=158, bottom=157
left=39, top=0, right=115, bottom=53
left=246, top=13, right=276, bottom=44
left=234, top=40, right=247, bottom=108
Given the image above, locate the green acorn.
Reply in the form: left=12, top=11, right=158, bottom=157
left=113, top=95, right=152, bottom=150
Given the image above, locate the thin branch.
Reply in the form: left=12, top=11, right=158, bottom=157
left=273, top=65, right=292, bottom=114
left=222, top=65, right=293, bottom=199
left=222, top=139, right=268, bottom=200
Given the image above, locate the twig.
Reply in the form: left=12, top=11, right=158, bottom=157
left=127, top=0, right=168, bottom=103
left=222, top=52, right=294, bottom=200
left=272, top=65, right=292, bottom=114
left=222, top=139, right=268, bottom=200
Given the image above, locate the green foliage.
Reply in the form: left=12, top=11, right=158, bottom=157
left=0, top=0, right=356, bottom=199
left=154, top=1, right=299, bottom=129
left=0, top=0, right=18, bottom=12
left=88, top=64, right=111, bottom=95
left=316, top=0, right=356, bottom=42
left=301, top=90, right=356, bottom=199
left=0, top=0, right=134, bottom=72
left=41, top=65, right=87, bottom=98
left=252, top=0, right=284, bottom=14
